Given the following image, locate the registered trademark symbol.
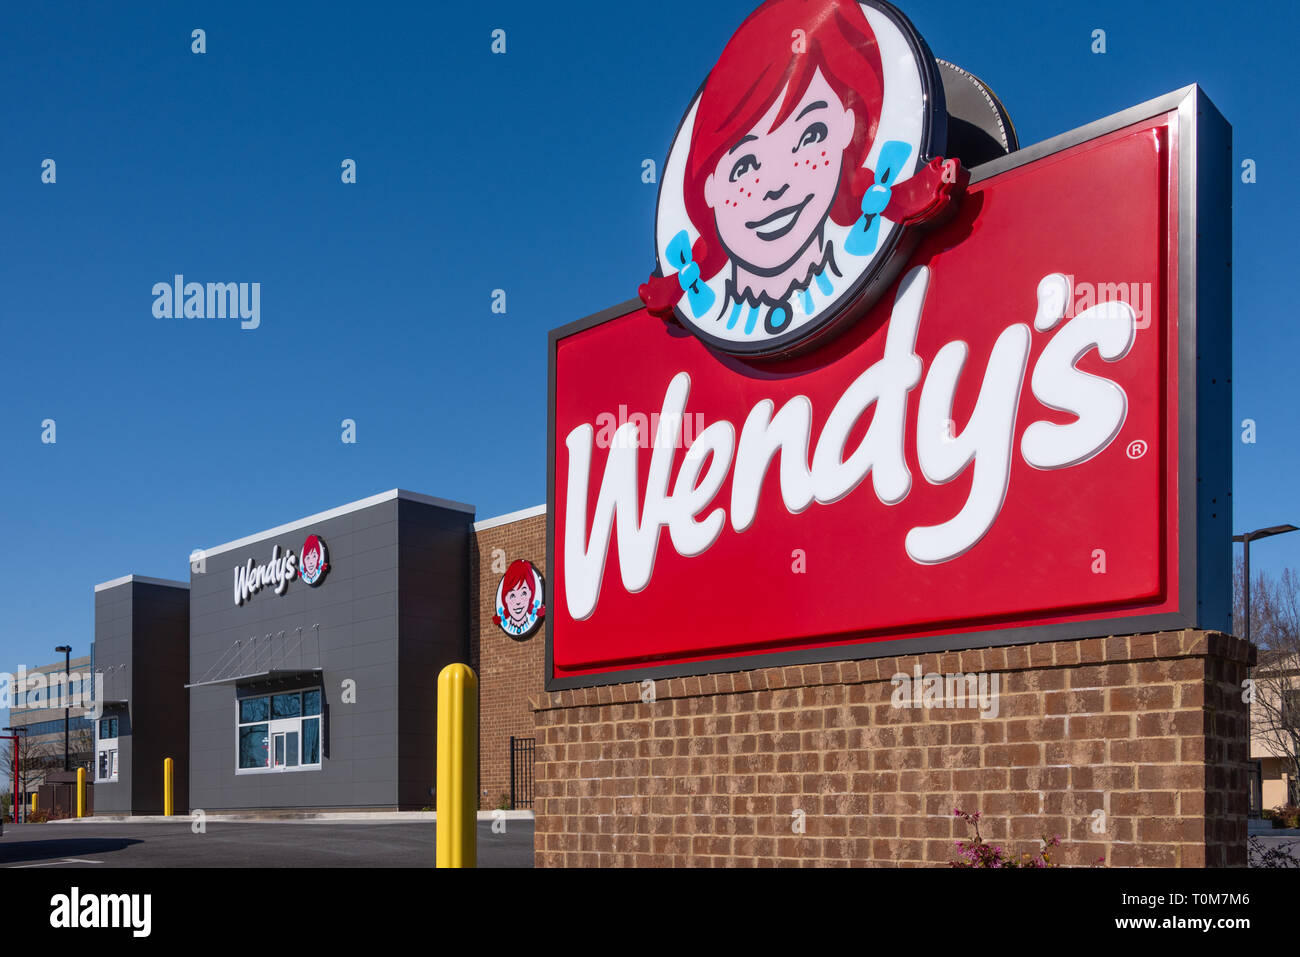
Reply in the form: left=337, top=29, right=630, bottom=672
left=1126, top=439, right=1148, bottom=460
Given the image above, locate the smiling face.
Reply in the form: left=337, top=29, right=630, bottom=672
left=703, top=69, right=857, bottom=276
left=505, top=581, right=533, bottom=623
left=303, top=548, right=319, bottom=578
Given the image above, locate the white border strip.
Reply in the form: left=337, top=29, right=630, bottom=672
left=197, top=489, right=475, bottom=560
left=94, top=574, right=190, bottom=593
left=473, top=504, right=546, bottom=532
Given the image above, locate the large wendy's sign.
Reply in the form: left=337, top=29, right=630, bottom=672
left=547, top=0, right=1231, bottom=689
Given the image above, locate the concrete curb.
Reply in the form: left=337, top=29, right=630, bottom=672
left=1248, top=823, right=1300, bottom=836
left=48, top=810, right=534, bottom=824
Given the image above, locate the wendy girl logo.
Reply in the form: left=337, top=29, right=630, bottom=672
left=639, top=0, right=966, bottom=358
left=299, top=534, right=328, bottom=586
left=493, top=560, right=546, bottom=640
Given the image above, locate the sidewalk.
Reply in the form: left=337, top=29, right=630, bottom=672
left=49, top=810, right=534, bottom=824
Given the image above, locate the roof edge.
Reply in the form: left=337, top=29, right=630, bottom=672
left=94, top=574, right=190, bottom=593
left=197, top=489, right=475, bottom=560
left=473, top=504, right=547, bottom=532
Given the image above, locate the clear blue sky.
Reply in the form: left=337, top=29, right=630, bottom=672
left=0, top=0, right=1295, bottom=696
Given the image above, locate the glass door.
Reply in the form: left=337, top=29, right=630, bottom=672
left=271, top=730, right=300, bottom=769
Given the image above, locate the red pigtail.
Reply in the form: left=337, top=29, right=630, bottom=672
left=639, top=237, right=711, bottom=321
left=883, top=157, right=969, bottom=225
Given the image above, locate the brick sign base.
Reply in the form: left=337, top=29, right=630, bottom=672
left=532, top=630, right=1252, bottom=867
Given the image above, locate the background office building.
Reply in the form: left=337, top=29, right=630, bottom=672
left=5, top=653, right=94, bottom=801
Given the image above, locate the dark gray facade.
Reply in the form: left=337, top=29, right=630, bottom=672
left=186, top=489, right=473, bottom=811
left=91, top=576, right=191, bottom=815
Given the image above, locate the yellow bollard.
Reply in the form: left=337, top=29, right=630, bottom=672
left=436, top=663, right=478, bottom=868
left=164, top=757, right=174, bottom=816
left=76, top=767, right=86, bottom=818
left=31, top=794, right=37, bottom=814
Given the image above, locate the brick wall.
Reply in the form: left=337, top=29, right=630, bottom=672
left=533, top=630, right=1254, bottom=867
left=472, top=512, right=547, bottom=810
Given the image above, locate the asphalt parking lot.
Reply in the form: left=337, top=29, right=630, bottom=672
left=0, top=820, right=533, bottom=868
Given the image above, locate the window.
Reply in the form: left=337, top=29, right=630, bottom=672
left=1283, top=689, right=1300, bottom=726
left=97, top=748, right=118, bottom=781
left=97, top=715, right=119, bottom=783
left=236, top=688, right=322, bottom=774
left=8, top=717, right=92, bottom=737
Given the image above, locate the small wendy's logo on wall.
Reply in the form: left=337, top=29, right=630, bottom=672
left=299, top=534, right=329, bottom=586
left=640, top=0, right=966, bottom=357
left=493, top=559, right=546, bottom=640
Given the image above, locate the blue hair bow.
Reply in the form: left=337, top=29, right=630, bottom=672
left=844, top=140, right=913, bottom=258
left=666, top=230, right=716, bottom=318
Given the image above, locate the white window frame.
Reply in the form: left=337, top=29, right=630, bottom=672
left=235, top=688, right=322, bottom=775
left=97, top=716, right=119, bottom=783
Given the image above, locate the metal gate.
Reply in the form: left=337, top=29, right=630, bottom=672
left=509, top=736, right=535, bottom=810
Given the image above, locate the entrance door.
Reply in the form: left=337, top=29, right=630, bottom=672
left=271, top=731, right=300, bottom=769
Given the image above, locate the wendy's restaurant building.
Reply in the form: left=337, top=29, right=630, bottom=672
left=91, top=489, right=549, bottom=815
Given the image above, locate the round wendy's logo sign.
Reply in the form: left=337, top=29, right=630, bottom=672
left=639, top=0, right=965, bottom=358
left=493, top=559, right=546, bottom=640
left=299, top=534, right=328, bottom=586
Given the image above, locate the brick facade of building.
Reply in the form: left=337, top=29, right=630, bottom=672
left=472, top=511, right=547, bottom=810
left=532, top=630, right=1254, bottom=867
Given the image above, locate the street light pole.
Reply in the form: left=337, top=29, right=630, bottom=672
left=1233, top=525, right=1300, bottom=643
left=55, top=646, right=72, bottom=772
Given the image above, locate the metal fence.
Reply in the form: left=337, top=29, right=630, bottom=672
left=509, top=736, right=535, bottom=810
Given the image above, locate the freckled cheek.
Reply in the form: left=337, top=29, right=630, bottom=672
left=718, top=204, right=747, bottom=232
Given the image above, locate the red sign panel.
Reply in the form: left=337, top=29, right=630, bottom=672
left=548, top=93, right=1230, bottom=688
